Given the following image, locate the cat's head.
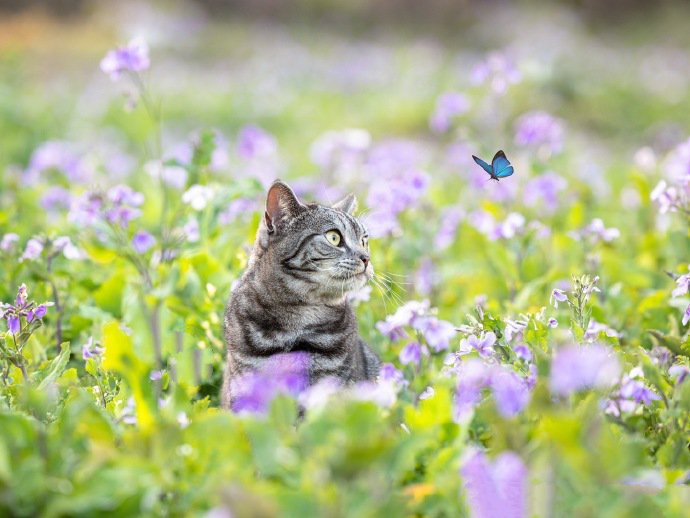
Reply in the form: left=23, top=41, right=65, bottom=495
left=254, top=180, right=372, bottom=300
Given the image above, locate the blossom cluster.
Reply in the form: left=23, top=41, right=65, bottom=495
left=376, top=300, right=457, bottom=352
left=1, top=284, right=51, bottom=335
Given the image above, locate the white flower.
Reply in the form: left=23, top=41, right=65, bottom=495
left=182, top=185, right=214, bottom=211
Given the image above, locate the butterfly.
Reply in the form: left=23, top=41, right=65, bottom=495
left=471, top=150, right=514, bottom=182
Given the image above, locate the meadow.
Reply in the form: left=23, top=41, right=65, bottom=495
left=1, top=2, right=689, bottom=516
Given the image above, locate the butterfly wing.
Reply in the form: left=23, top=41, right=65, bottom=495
left=491, top=150, right=514, bottom=178
left=472, top=155, right=494, bottom=176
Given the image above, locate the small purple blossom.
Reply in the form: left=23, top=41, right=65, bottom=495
left=20, top=238, right=44, bottom=262
left=310, top=128, right=370, bottom=170
left=490, top=369, right=531, bottom=418
left=672, top=270, right=690, bottom=298
left=513, top=344, right=532, bottom=362
left=7, top=315, right=20, bottom=335
left=218, top=198, right=259, bottom=224
left=435, top=206, right=464, bottom=249
left=0, top=233, right=19, bottom=252
left=230, top=352, right=310, bottom=414
left=100, top=38, right=150, bottom=81
left=669, top=365, right=689, bottom=384
left=504, top=319, right=527, bottom=342
left=470, top=51, right=522, bottom=95
left=547, top=317, right=558, bottom=328
left=570, top=218, right=620, bottom=244
left=460, top=449, right=527, bottom=518
left=454, top=360, right=531, bottom=420
left=459, top=332, right=497, bottom=357
left=523, top=172, right=567, bottom=213
left=429, top=92, right=470, bottom=133
left=619, top=378, right=660, bottom=406
left=2, top=284, right=51, bottom=335
left=82, top=337, right=105, bottom=360
left=584, top=319, right=619, bottom=340
left=379, top=363, right=406, bottom=385
left=550, top=289, right=567, bottom=308
left=132, top=231, right=156, bottom=254
left=550, top=345, right=621, bottom=396
left=399, top=342, right=422, bottom=366
left=683, top=304, right=690, bottom=326
left=414, top=316, right=457, bottom=352
left=514, top=110, right=564, bottom=157
left=376, top=300, right=430, bottom=341
left=414, top=258, right=436, bottom=297
left=237, top=125, right=277, bottom=160
left=41, top=186, right=73, bottom=212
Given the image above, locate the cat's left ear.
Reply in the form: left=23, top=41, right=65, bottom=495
left=332, top=193, right=357, bottom=215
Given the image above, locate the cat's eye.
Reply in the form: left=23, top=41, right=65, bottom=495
left=325, top=230, right=342, bottom=246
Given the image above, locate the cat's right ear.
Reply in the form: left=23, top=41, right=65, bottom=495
left=265, top=180, right=306, bottom=233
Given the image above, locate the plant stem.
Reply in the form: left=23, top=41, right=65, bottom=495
left=46, top=255, right=64, bottom=353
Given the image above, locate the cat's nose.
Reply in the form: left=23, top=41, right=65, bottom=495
left=359, top=253, right=369, bottom=268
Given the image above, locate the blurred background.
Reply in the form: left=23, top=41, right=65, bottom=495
left=2, top=0, right=690, bottom=174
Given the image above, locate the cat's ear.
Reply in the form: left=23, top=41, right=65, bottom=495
left=265, top=180, right=306, bottom=232
left=332, top=193, right=357, bottom=215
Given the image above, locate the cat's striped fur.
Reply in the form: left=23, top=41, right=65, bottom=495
left=221, top=180, right=380, bottom=408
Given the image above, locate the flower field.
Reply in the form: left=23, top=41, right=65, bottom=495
left=1, top=3, right=690, bottom=516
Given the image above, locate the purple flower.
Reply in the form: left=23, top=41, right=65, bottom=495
left=414, top=316, right=457, bottom=352
left=310, top=128, right=370, bottom=170
left=219, top=198, right=259, bottom=224
left=27, top=304, right=47, bottom=322
left=182, top=218, right=200, bottom=243
left=435, top=206, right=464, bottom=249
left=414, top=258, right=435, bottom=297
left=514, top=111, right=564, bottom=157
left=669, top=365, right=689, bottom=384
left=470, top=52, right=521, bottom=95
left=7, top=315, right=20, bottom=335
left=570, top=219, right=620, bottom=244
left=513, top=344, right=532, bottom=362
left=550, top=289, right=567, bottom=308
left=379, top=363, right=406, bottom=386
left=584, top=319, right=619, bottom=340
left=24, top=140, right=90, bottom=184
left=100, top=38, right=150, bottom=81
left=619, top=378, right=660, bottom=406
left=650, top=180, right=681, bottom=214
left=454, top=360, right=530, bottom=420
left=0, top=233, right=19, bottom=252
left=231, top=352, right=310, bottom=414
left=150, top=370, right=163, bottom=381
left=460, top=332, right=497, bottom=357
left=132, top=231, right=156, bottom=254
left=399, top=342, right=422, bottom=366
left=82, top=337, right=105, bottom=359
left=53, top=236, right=82, bottom=260
left=376, top=300, right=430, bottom=341
left=20, top=238, right=44, bottom=262
left=237, top=125, right=277, bottom=159
left=523, top=173, right=567, bottom=213
left=504, top=319, right=527, bottom=343
left=664, top=137, right=690, bottom=180
left=672, top=271, right=690, bottom=298
left=550, top=345, right=621, bottom=396
left=460, top=449, right=527, bottom=518
left=429, top=92, right=470, bottom=133
left=547, top=317, right=558, bottom=328
left=490, top=369, right=530, bottom=417
left=41, top=186, right=73, bottom=212
left=683, top=304, right=690, bottom=326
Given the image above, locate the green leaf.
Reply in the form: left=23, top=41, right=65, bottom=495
left=35, top=343, right=70, bottom=390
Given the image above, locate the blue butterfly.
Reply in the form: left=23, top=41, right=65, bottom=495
left=472, top=150, right=514, bottom=182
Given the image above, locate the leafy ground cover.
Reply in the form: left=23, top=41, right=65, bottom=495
left=1, top=3, right=689, bottom=516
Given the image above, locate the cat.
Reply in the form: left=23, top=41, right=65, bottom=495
left=221, top=180, right=381, bottom=409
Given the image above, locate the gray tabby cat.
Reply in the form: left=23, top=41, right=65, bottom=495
left=221, top=180, right=380, bottom=409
